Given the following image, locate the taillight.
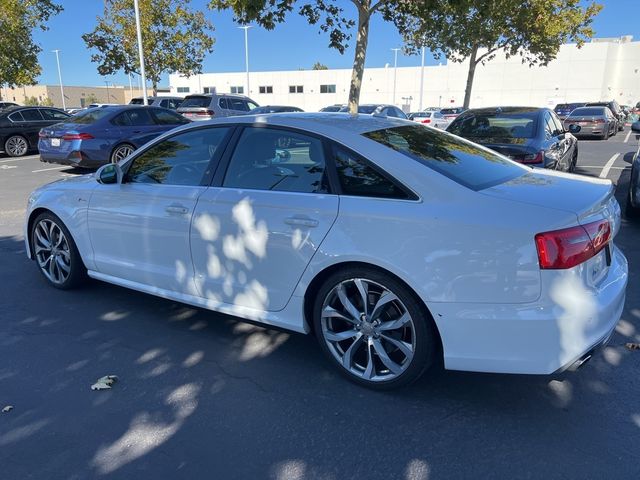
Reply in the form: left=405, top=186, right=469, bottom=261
left=196, top=110, right=214, bottom=116
left=421, top=119, right=431, bottom=124
left=62, top=133, right=94, bottom=140
left=535, top=219, right=611, bottom=269
left=39, top=131, right=47, bottom=138
left=521, top=151, right=544, bottom=164
left=594, top=118, right=605, bottom=124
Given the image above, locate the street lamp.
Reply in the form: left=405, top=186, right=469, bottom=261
left=104, top=80, right=111, bottom=102
left=133, top=0, right=149, bottom=105
left=52, top=50, right=66, bottom=110
left=239, top=26, right=252, bottom=95
left=391, top=48, right=401, bottom=105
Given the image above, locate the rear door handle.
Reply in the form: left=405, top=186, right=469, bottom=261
left=165, top=204, right=189, bottom=215
left=284, top=216, right=319, bottom=228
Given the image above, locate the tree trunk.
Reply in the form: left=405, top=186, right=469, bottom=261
left=152, top=84, right=158, bottom=97
left=348, top=3, right=371, bottom=115
left=463, top=45, right=478, bottom=109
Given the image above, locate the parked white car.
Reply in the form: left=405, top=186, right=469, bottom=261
left=409, top=110, right=450, bottom=129
left=24, top=113, right=627, bottom=389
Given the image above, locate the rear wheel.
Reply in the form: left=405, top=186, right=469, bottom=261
left=31, top=212, right=86, bottom=289
left=313, top=267, right=437, bottom=390
left=110, top=143, right=135, bottom=164
left=602, top=129, right=610, bottom=140
left=4, top=135, right=28, bottom=157
left=627, top=184, right=640, bottom=220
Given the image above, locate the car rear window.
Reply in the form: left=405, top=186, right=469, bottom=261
left=67, top=109, right=112, bottom=124
left=568, top=107, right=605, bottom=116
left=362, top=125, right=526, bottom=191
left=440, top=108, right=463, bottom=115
left=447, top=111, right=539, bottom=139
left=130, top=98, right=144, bottom=105
left=180, top=96, right=211, bottom=108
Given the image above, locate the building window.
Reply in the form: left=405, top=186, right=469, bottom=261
left=320, top=84, right=336, bottom=94
left=203, top=87, right=216, bottom=94
left=259, top=86, right=273, bottom=94
left=177, top=87, right=190, bottom=93
left=230, top=86, right=244, bottom=94
left=289, top=85, right=303, bottom=94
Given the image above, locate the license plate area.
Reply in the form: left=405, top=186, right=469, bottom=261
left=589, top=246, right=610, bottom=286
left=51, top=138, right=61, bottom=147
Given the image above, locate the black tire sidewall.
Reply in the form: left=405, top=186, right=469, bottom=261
left=312, top=266, right=436, bottom=390
left=31, top=212, right=86, bottom=289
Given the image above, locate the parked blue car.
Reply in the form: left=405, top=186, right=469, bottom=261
left=38, top=105, right=190, bottom=168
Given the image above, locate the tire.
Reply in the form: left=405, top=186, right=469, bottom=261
left=627, top=185, right=640, bottom=220
left=602, top=129, right=609, bottom=140
left=30, top=211, right=86, bottom=289
left=110, top=143, right=135, bottom=164
left=312, top=266, right=437, bottom=390
left=4, top=135, right=29, bottom=157
left=569, top=150, right=578, bottom=172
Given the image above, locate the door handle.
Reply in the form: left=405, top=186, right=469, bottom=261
left=165, top=204, right=189, bottom=214
left=284, top=216, right=319, bottom=228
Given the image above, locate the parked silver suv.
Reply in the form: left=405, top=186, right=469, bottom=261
left=177, top=93, right=259, bottom=121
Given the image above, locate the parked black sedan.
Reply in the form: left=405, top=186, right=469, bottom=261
left=627, top=121, right=640, bottom=218
left=0, top=106, right=70, bottom=157
left=446, top=107, right=580, bottom=172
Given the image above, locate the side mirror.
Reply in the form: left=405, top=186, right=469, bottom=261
left=632, top=121, right=640, bottom=133
left=568, top=124, right=581, bottom=134
left=96, top=163, right=122, bottom=184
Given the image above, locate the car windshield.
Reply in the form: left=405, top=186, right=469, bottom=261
left=130, top=98, right=148, bottom=105
left=440, top=108, right=462, bottom=114
left=66, top=108, right=112, bottom=124
left=339, top=105, right=378, bottom=114
left=180, top=97, right=210, bottom=108
left=362, top=125, right=526, bottom=191
left=569, top=107, right=605, bottom=116
left=447, top=111, right=539, bottom=139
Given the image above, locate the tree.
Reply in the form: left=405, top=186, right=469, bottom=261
left=0, top=0, right=62, bottom=87
left=40, top=97, right=54, bottom=106
left=82, top=0, right=215, bottom=95
left=24, top=96, right=40, bottom=106
left=85, top=93, right=99, bottom=105
left=208, top=1, right=403, bottom=114
left=393, top=0, right=602, bottom=109
left=312, top=61, right=328, bottom=70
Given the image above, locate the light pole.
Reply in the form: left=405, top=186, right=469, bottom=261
left=239, top=25, right=252, bottom=95
left=419, top=46, right=425, bottom=111
left=391, top=48, right=401, bottom=105
left=104, top=80, right=111, bottom=103
left=128, top=73, right=133, bottom=101
left=133, top=0, right=149, bottom=105
left=52, top=50, right=66, bottom=110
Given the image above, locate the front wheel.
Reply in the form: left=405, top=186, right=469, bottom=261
left=31, top=212, right=86, bottom=289
left=313, top=267, right=437, bottom=389
left=5, top=135, right=29, bottom=157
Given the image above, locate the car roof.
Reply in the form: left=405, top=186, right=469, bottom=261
left=460, top=106, right=543, bottom=114
left=185, top=112, right=410, bottom=136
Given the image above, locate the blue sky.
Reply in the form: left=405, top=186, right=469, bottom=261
left=33, top=0, right=639, bottom=88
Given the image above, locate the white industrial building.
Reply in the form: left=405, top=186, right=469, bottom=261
left=169, top=36, right=640, bottom=112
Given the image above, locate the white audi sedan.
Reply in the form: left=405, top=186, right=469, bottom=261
left=25, top=113, right=628, bottom=389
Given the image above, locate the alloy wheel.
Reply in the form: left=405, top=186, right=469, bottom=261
left=33, top=219, right=72, bottom=285
left=320, top=278, right=416, bottom=382
left=6, top=136, right=28, bottom=157
left=112, top=145, right=134, bottom=163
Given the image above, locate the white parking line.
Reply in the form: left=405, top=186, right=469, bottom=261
left=0, top=158, right=23, bottom=163
left=599, top=153, right=620, bottom=178
left=578, top=165, right=626, bottom=170
left=32, top=166, right=67, bottom=173
left=624, top=130, right=632, bottom=143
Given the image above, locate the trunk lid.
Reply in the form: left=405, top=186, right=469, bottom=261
left=480, top=169, right=621, bottom=235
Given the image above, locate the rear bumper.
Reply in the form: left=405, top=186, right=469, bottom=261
left=38, top=139, right=108, bottom=169
left=433, top=245, right=628, bottom=375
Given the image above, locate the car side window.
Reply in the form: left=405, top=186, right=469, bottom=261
left=223, top=127, right=329, bottom=194
left=126, top=109, right=155, bottom=126
left=219, top=98, right=229, bottom=109
left=333, top=146, right=411, bottom=200
left=229, top=99, right=248, bottom=111
left=8, top=112, right=24, bottom=122
left=247, top=101, right=259, bottom=111
left=385, top=108, right=398, bottom=118
left=544, top=114, right=555, bottom=139
left=125, top=127, right=231, bottom=186
left=395, top=108, right=407, bottom=119
left=159, top=99, right=168, bottom=108
left=151, top=108, right=189, bottom=125
left=112, top=112, right=132, bottom=127
left=550, top=113, right=564, bottom=135
left=39, top=109, right=69, bottom=121
left=21, top=109, right=44, bottom=121
left=169, top=99, right=181, bottom=109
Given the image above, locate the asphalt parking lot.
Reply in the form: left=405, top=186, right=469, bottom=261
left=1, top=130, right=639, bottom=479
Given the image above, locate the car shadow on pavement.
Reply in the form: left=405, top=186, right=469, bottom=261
left=1, top=219, right=639, bottom=479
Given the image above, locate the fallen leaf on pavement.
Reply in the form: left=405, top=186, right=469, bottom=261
left=91, top=375, right=118, bottom=391
left=2, top=405, right=13, bottom=413
left=625, top=343, right=640, bottom=351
